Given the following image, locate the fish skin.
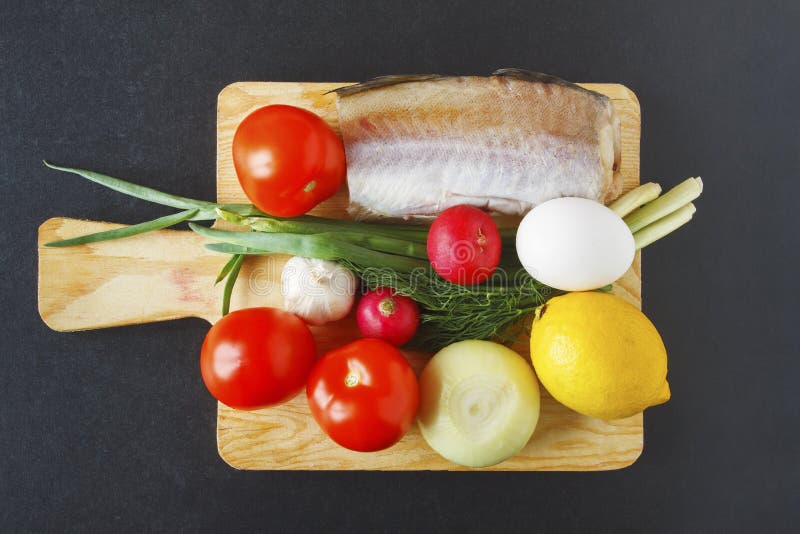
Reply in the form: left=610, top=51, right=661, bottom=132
left=335, top=69, right=622, bottom=220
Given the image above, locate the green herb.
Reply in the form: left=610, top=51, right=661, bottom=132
left=189, top=223, right=429, bottom=273
left=215, top=253, right=244, bottom=285
left=633, top=203, right=697, bottom=250
left=624, top=177, right=703, bottom=233
left=217, top=208, right=430, bottom=242
left=216, top=209, right=428, bottom=258
left=608, top=182, right=662, bottom=218
left=221, top=254, right=244, bottom=316
left=43, top=161, right=216, bottom=213
left=343, top=261, right=555, bottom=350
left=205, top=243, right=267, bottom=255
left=45, top=208, right=198, bottom=247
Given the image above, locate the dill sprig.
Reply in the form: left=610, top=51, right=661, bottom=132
left=342, top=261, right=557, bottom=351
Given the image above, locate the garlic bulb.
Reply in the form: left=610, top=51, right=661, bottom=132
left=280, top=256, right=356, bottom=326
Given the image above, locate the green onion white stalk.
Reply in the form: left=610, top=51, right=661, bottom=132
left=608, top=182, right=662, bottom=218
left=633, top=203, right=697, bottom=250
left=624, top=177, right=703, bottom=233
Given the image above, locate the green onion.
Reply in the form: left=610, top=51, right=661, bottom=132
left=221, top=254, right=244, bottom=315
left=217, top=209, right=430, bottom=243
left=317, top=231, right=428, bottom=258
left=624, top=177, right=703, bottom=233
left=217, top=210, right=428, bottom=257
left=215, top=253, right=244, bottom=284
left=205, top=243, right=269, bottom=255
left=189, top=223, right=429, bottom=273
left=608, top=182, right=662, bottom=218
left=215, top=204, right=270, bottom=217
left=633, top=203, right=696, bottom=250
left=44, top=161, right=215, bottom=212
left=44, top=208, right=199, bottom=247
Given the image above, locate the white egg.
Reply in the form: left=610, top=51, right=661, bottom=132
left=515, top=197, right=635, bottom=291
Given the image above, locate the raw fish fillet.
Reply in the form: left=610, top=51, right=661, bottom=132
left=335, top=69, right=621, bottom=219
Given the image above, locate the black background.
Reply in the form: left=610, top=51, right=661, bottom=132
left=2, top=1, right=798, bottom=532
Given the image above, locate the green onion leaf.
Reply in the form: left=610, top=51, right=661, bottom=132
left=44, top=208, right=199, bottom=247
left=205, top=243, right=270, bottom=255
left=189, top=223, right=429, bottom=272
left=43, top=161, right=215, bottom=211
left=221, top=254, right=244, bottom=316
left=215, top=253, right=242, bottom=285
left=218, top=208, right=431, bottom=244
left=215, top=204, right=268, bottom=217
left=624, top=177, right=703, bottom=233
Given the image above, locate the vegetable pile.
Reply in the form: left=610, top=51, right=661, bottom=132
left=44, top=100, right=704, bottom=468
left=44, top=159, right=552, bottom=348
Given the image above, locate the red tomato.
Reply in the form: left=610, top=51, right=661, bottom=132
left=232, top=105, right=347, bottom=217
left=427, top=205, right=501, bottom=285
left=200, top=307, right=316, bottom=410
left=306, top=338, right=419, bottom=452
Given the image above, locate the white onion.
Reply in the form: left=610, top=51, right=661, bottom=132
left=417, top=340, right=540, bottom=468
left=516, top=197, right=635, bottom=291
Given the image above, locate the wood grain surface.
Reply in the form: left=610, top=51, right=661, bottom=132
left=38, top=80, right=642, bottom=471
left=216, top=81, right=644, bottom=471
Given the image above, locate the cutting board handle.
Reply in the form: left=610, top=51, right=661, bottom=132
left=38, top=218, right=287, bottom=331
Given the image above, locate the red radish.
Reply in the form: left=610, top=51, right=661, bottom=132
left=356, top=287, right=420, bottom=347
left=426, top=205, right=501, bottom=285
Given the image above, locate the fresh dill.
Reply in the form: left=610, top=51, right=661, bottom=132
left=341, top=261, right=557, bottom=351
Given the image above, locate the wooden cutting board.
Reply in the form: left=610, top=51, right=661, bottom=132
left=39, top=81, right=642, bottom=471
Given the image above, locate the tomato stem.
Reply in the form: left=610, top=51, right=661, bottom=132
left=344, top=372, right=360, bottom=387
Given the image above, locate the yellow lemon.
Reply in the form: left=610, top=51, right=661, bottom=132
left=529, top=291, right=670, bottom=420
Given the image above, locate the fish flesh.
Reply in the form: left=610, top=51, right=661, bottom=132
left=335, top=69, right=621, bottom=220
